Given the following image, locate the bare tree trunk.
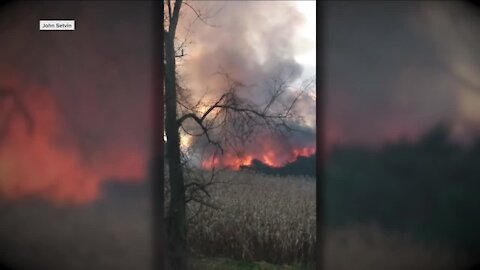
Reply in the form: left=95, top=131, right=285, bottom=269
left=151, top=1, right=166, bottom=270
left=164, top=1, right=186, bottom=269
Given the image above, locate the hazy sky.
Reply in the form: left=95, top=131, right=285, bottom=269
left=174, top=1, right=317, bottom=167
left=325, top=1, right=480, bottom=147
left=0, top=1, right=153, bottom=202
left=5, top=0, right=480, bottom=202
left=177, top=1, right=316, bottom=127
left=0, top=1, right=317, bottom=202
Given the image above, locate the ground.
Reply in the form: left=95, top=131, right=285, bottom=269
left=0, top=171, right=472, bottom=270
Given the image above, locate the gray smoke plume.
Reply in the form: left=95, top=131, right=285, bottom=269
left=325, top=1, right=480, bottom=147
left=175, top=1, right=316, bottom=167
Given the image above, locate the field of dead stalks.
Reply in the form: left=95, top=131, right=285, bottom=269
left=186, top=171, right=471, bottom=270
left=185, top=171, right=316, bottom=265
left=0, top=171, right=473, bottom=270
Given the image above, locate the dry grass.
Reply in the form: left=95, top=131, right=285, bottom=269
left=0, top=199, right=152, bottom=270
left=185, top=171, right=316, bottom=265
left=0, top=171, right=474, bottom=270
left=185, top=171, right=471, bottom=269
left=324, top=224, right=470, bottom=270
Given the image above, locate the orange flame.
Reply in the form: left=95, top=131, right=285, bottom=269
left=1, top=76, right=315, bottom=204
left=201, top=153, right=254, bottom=170
left=0, top=77, right=146, bottom=205
left=202, top=145, right=316, bottom=171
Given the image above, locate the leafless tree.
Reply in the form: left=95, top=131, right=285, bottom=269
left=163, top=1, right=310, bottom=269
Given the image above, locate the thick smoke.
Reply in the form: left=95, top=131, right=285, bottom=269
left=175, top=1, right=316, bottom=168
left=0, top=1, right=152, bottom=203
left=325, top=1, right=480, bottom=147
left=0, top=1, right=316, bottom=202
left=421, top=1, right=480, bottom=142
left=178, top=2, right=306, bottom=92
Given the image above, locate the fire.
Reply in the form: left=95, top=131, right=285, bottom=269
left=262, top=151, right=277, bottom=167
left=201, top=144, right=316, bottom=171
left=202, top=155, right=220, bottom=169
left=290, top=147, right=316, bottom=161
left=229, top=155, right=254, bottom=170
left=0, top=78, right=146, bottom=205
left=201, top=153, right=253, bottom=170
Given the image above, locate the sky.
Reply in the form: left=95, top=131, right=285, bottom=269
left=293, top=1, right=316, bottom=78
left=3, top=0, right=480, bottom=202
left=4, top=0, right=480, bottom=203
left=0, top=1, right=153, bottom=203
left=325, top=1, right=480, bottom=147
left=0, top=1, right=317, bottom=203
left=173, top=1, right=317, bottom=167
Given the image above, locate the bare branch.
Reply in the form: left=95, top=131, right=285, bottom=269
left=178, top=112, right=224, bottom=154
left=182, top=1, right=221, bottom=28
left=169, top=0, right=183, bottom=35
left=167, top=0, right=172, bottom=21
left=175, top=48, right=187, bottom=58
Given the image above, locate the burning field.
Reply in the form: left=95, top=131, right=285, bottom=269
left=0, top=74, right=315, bottom=204
left=0, top=78, right=146, bottom=204
left=0, top=2, right=318, bottom=269
left=0, top=1, right=316, bottom=206
left=201, top=140, right=316, bottom=171
left=0, top=1, right=153, bottom=204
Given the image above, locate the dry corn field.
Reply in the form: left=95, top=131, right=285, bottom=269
left=0, top=171, right=474, bottom=270
left=184, top=171, right=316, bottom=265
left=184, top=171, right=471, bottom=270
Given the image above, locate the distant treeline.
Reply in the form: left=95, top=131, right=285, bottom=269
left=326, top=125, right=480, bottom=254
left=241, top=155, right=316, bottom=177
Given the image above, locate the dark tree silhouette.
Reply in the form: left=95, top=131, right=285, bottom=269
left=326, top=124, right=480, bottom=260
left=162, top=1, right=307, bottom=269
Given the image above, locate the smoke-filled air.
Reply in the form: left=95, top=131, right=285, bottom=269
left=0, top=1, right=316, bottom=204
